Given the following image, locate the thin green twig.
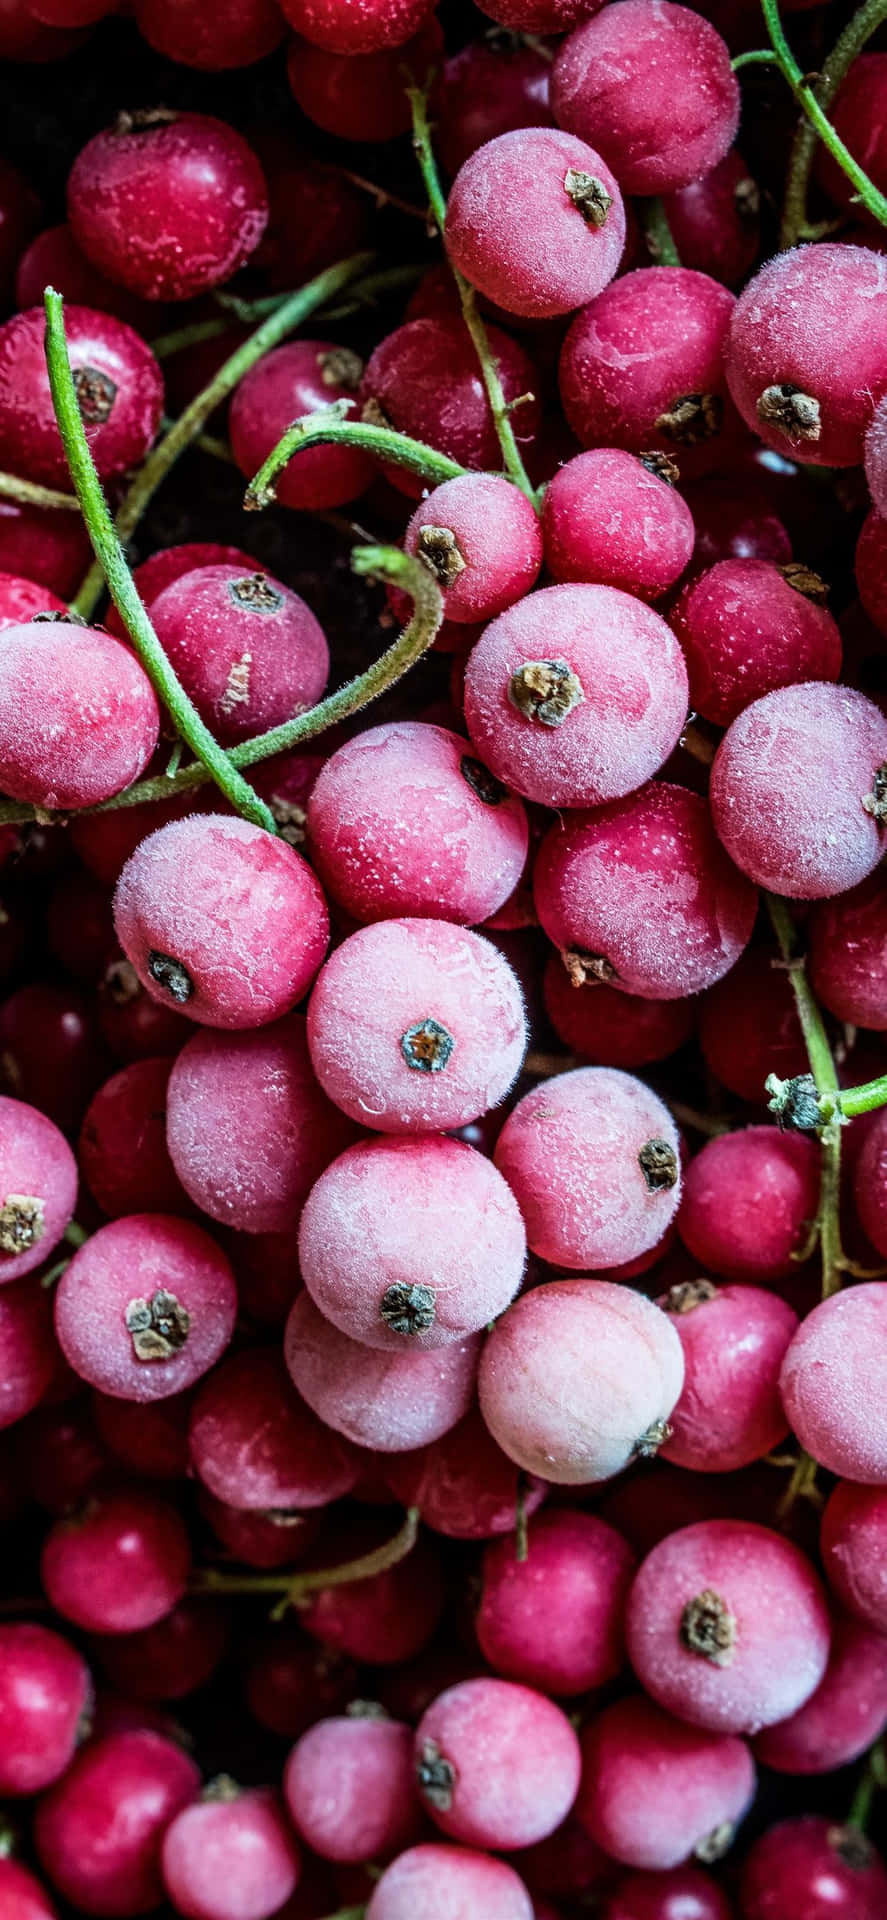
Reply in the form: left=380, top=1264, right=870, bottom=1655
left=846, top=1737, right=887, bottom=1831
left=0, top=470, right=80, bottom=511
left=760, top=0, right=887, bottom=239
left=642, top=196, right=681, bottom=265
left=780, top=0, right=887, bottom=246
left=192, top=1508, right=420, bottom=1623
left=244, top=400, right=466, bottom=510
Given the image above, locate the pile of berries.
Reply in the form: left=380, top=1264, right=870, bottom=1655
left=1, top=0, right=887, bottom=1916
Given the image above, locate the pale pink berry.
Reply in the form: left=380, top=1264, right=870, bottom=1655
left=476, top=1508, right=636, bottom=1696
left=284, top=1715, right=423, bottom=1862
left=821, top=1481, right=887, bottom=1633
left=753, top=1609, right=887, bottom=1775
left=414, top=1677, right=581, bottom=1849
left=779, top=1284, right=887, bottom=1484
left=575, top=1694, right=755, bottom=1871
left=284, top=1290, right=480, bottom=1451
left=366, top=1845, right=535, bottom=1920
left=0, top=1094, right=77, bottom=1283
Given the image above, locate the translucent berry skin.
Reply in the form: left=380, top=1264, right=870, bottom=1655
left=0, top=621, right=160, bottom=810
left=400, top=474, right=543, bottom=625
left=670, top=559, right=842, bottom=727
left=0, top=1622, right=92, bottom=1794
left=821, top=1481, right=887, bottom=1632
left=415, top=1678, right=581, bottom=1849
left=438, top=41, right=553, bottom=179
left=662, top=148, right=761, bottom=289
left=855, top=508, right=887, bottom=636
left=285, top=1290, right=479, bottom=1452
left=307, top=919, right=526, bottom=1134
left=602, top=1865, right=733, bottom=1920
left=79, top=1059, right=191, bottom=1220
left=360, top=317, right=540, bottom=501
left=55, top=1213, right=238, bottom=1403
left=0, top=568, right=66, bottom=625
left=280, top=0, right=433, bottom=51
left=479, top=1279, right=685, bottom=1485
left=68, top=113, right=268, bottom=302
left=658, top=1281, right=798, bottom=1472
left=476, top=1509, right=636, bottom=1697
left=445, top=128, right=624, bottom=321
left=134, top=0, right=286, bottom=67
left=166, top=1014, right=356, bottom=1233
left=494, top=1067, right=681, bottom=1270
left=114, top=815, right=329, bottom=1031
left=307, top=722, right=528, bottom=926
left=34, top=1729, right=200, bottom=1918
left=188, top=1345, right=360, bottom=1510
left=299, top=1135, right=526, bottom=1350
left=0, top=304, right=164, bottom=487
left=739, top=1816, right=887, bottom=1920
left=575, top=1695, right=755, bottom=1873
left=0, top=1094, right=77, bottom=1283
left=367, top=1844, right=534, bottom=1920
left=543, top=952, right=694, bottom=1069
left=161, top=1789, right=300, bottom=1920
left=780, top=1283, right=887, bottom=1484
left=865, top=393, right=887, bottom=515
left=385, top=1405, right=547, bottom=1539
left=726, top=245, right=887, bottom=467
left=677, top=1128, right=819, bottom=1283
left=811, top=876, right=887, bottom=1029
left=710, top=682, right=887, bottom=900
left=285, top=1716, right=422, bottom=1862
left=541, top=450, right=695, bottom=603
left=463, top=584, right=687, bottom=810
left=148, top=565, right=328, bottom=747
left=0, top=1858, right=58, bottom=1920
left=230, top=341, right=374, bottom=513
left=626, top=1519, right=832, bottom=1734
left=534, top=784, right=758, bottom=1001
left=753, top=1609, right=887, bottom=1775
left=41, top=1489, right=191, bottom=1633
left=286, top=19, right=443, bottom=143
left=552, top=0, right=739, bottom=195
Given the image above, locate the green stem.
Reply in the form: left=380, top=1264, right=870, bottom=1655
left=193, top=1507, right=420, bottom=1622
left=766, top=894, right=844, bottom=1297
left=317, top=1907, right=367, bottom=1920
left=244, top=402, right=466, bottom=510
left=43, top=289, right=276, bottom=835
left=732, top=46, right=780, bottom=70
left=71, top=251, right=375, bottom=621
left=63, top=1222, right=88, bottom=1249
left=406, top=82, right=538, bottom=505
left=0, top=470, right=80, bottom=512
left=838, top=1072, right=887, bottom=1118
left=776, top=1447, right=821, bottom=1521
left=642, top=196, right=681, bottom=265
left=847, top=1737, right=887, bottom=1830
left=760, top=0, right=887, bottom=239
left=150, top=316, right=234, bottom=358
left=780, top=0, right=887, bottom=246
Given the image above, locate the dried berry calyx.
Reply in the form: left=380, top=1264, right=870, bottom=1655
left=560, top=946, right=617, bottom=987
left=460, top=754, right=507, bottom=806
left=638, top=1138, right=679, bottom=1191
left=416, top=525, right=467, bottom=588
left=102, top=958, right=140, bottom=1005
left=664, top=1278, right=719, bottom=1314
left=765, top=1070, right=822, bottom=1133
left=654, top=392, right=723, bottom=445
left=734, top=175, right=761, bottom=221
left=268, top=794, right=308, bottom=845
left=401, top=1018, right=456, bottom=1073
left=634, top=1417, right=672, bottom=1459
left=361, top=394, right=393, bottom=431
left=564, top=168, right=613, bottom=227
left=680, top=1587, right=737, bottom=1667
left=778, top=562, right=829, bottom=604
left=828, top=1824, right=875, bottom=1870
left=380, top=1282, right=437, bottom=1336
left=114, top=106, right=179, bottom=134
left=508, top=659, right=585, bottom=728
left=639, top=449, right=681, bottom=485
left=228, top=573, right=284, bottom=613
left=0, top=1193, right=45, bottom=1255
left=695, top=1820, right=736, bottom=1864
left=147, top=951, right=194, bottom=1005
left=318, top=347, right=364, bottom=390
left=863, top=763, right=887, bottom=822
left=125, top=1288, right=191, bottom=1362
left=201, top=1774, right=241, bottom=1804
left=756, top=383, right=822, bottom=442
left=416, top=1737, right=456, bottom=1810
left=73, top=366, right=118, bottom=425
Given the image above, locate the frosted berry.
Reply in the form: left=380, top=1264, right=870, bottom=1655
left=161, top=1787, right=300, bottom=1920
left=41, top=1488, right=191, bottom=1633
left=476, top=1508, right=636, bottom=1696
left=820, top=1481, right=887, bottom=1632
left=34, top=1729, right=200, bottom=1917
left=134, top=0, right=286, bottom=67
left=576, top=1694, right=755, bottom=1872
left=0, top=621, right=160, bottom=810
left=658, top=1280, right=798, bottom=1472
left=541, top=449, right=695, bottom=602
left=670, top=558, right=842, bottom=727
left=79, top=1058, right=191, bottom=1220
left=779, top=1283, right=887, bottom=1483
left=855, top=508, right=887, bottom=636
left=104, top=543, right=259, bottom=640
left=285, top=1290, right=480, bottom=1451
left=400, top=473, right=543, bottom=624
left=677, top=1128, right=820, bottom=1282
left=284, top=1714, right=422, bottom=1861
left=148, top=565, right=328, bottom=746
left=230, top=341, right=375, bottom=512
left=865, top=393, right=887, bottom=515
left=812, top=879, right=887, bottom=1026
left=0, top=497, right=91, bottom=597
left=188, top=1345, right=360, bottom=1510
left=0, top=1094, right=77, bottom=1282
left=0, top=304, right=163, bottom=486
left=367, top=1845, right=534, bottom=1920
left=360, top=316, right=540, bottom=500
left=414, top=1677, right=581, bottom=1849
left=0, top=1621, right=92, bottom=1794
left=754, top=1609, right=887, bottom=1774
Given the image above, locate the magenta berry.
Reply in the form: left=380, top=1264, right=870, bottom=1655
left=478, top=1279, right=684, bottom=1484
left=658, top=1280, right=798, bottom=1472
left=279, top=0, right=435, bottom=53
left=360, top=316, right=540, bottom=499
left=79, top=1058, right=191, bottom=1220
left=285, top=1291, right=480, bottom=1451
left=400, top=474, right=543, bottom=624
left=0, top=621, right=159, bottom=810
left=0, top=1622, right=92, bottom=1794
left=297, top=1518, right=445, bottom=1663
left=0, top=1859, right=58, bottom=1920
left=739, top=1816, right=887, bottom=1920
left=42, top=1488, right=191, bottom=1633
left=367, top=1845, right=534, bottom=1920
left=286, top=20, right=443, bottom=143
left=15, top=222, right=154, bottom=329
left=0, top=1094, right=77, bottom=1282
left=385, top=1404, right=547, bottom=1539
left=601, top=1865, right=733, bottom=1920
left=438, top=41, right=553, bottom=178
left=307, top=722, right=528, bottom=926
left=0, top=1280, right=71, bottom=1431
left=92, top=1389, right=191, bottom=1482
left=855, top=1109, right=887, bottom=1257
left=0, top=304, right=163, bottom=487
left=865, top=393, right=887, bottom=515
left=104, top=543, right=259, bottom=640
left=625, top=1519, right=832, bottom=1734
left=161, top=1787, right=300, bottom=1920
left=662, top=147, right=761, bottom=289
left=698, top=955, right=807, bottom=1102
left=133, top=0, right=286, bottom=67
left=809, top=871, right=887, bottom=1029
left=0, top=568, right=66, bottom=625
left=188, top=1345, right=360, bottom=1510
left=780, top=1283, right=887, bottom=1484
left=113, top=814, right=329, bottom=1031
left=230, top=340, right=375, bottom=512
left=541, top=449, right=695, bottom=603
left=576, top=1694, right=755, bottom=1872
left=670, top=558, right=842, bottom=727
left=856, top=508, right=887, bottom=635
left=821, top=1481, right=887, bottom=1632
left=306, top=919, right=526, bottom=1134
left=34, top=1729, right=201, bottom=1917
left=754, top=1609, right=887, bottom=1775
left=284, top=1714, right=422, bottom=1861
left=476, top=1508, right=636, bottom=1696
left=199, top=1490, right=321, bottom=1571
left=677, top=1128, right=820, bottom=1283
left=148, top=564, right=328, bottom=747
left=299, top=1134, right=526, bottom=1349
left=68, top=112, right=268, bottom=301
left=95, top=1597, right=231, bottom=1703
left=543, top=953, right=693, bottom=1070
left=414, top=1677, right=581, bottom=1849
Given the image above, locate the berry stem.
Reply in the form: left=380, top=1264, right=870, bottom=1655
left=731, top=47, right=780, bottom=70
left=43, top=288, right=277, bottom=835
left=775, top=1446, right=821, bottom=1520
left=766, top=894, right=845, bottom=1298
left=759, top=0, right=887, bottom=237
left=63, top=1222, right=88, bottom=1248
left=0, top=469, right=80, bottom=512
left=642, top=196, right=681, bottom=265
left=406, top=80, right=539, bottom=507
left=836, top=1071, right=887, bottom=1118
left=71, top=250, right=376, bottom=621
left=192, top=1507, right=420, bottom=1622
left=780, top=0, right=887, bottom=246
left=243, top=401, right=466, bottom=509
left=846, top=1736, right=887, bottom=1831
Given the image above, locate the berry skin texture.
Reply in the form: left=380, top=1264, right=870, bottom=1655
left=307, top=722, right=528, bottom=926
left=658, top=1280, right=798, bottom=1472
left=0, top=1094, right=78, bottom=1282
left=400, top=473, right=543, bottom=624
left=366, top=1844, right=535, bottom=1920
left=68, top=113, right=268, bottom=302
left=437, top=41, right=553, bottom=179
left=148, top=565, right=329, bottom=747
left=725, top=245, right=887, bottom=467
left=286, top=19, right=443, bottom=143
left=384, top=1404, right=548, bottom=1539
left=0, top=304, right=164, bottom=487
left=576, top=1695, right=754, bottom=1873
left=753, top=1609, right=887, bottom=1775
left=541, top=449, right=695, bottom=603
left=360, top=316, right=540, bottom=501
left=493, top=1067, right=681, bottom=1270
left=133, top=0, right=286, bottom=68
left=165, top=1014, right=357, bottom=1233
left=698, top=947, right=810, bottom=1105
left=865, top=392, right=887, bottom=515
left=855, top=1108, right=887, bottom=1256
left=444, top=128, right=624, bottom=321
left=662, top=147, right=762, bottom=290
left=280, top=0, right=435, bottom=53
left=475, top=1508, right=637, bottom=1696
left=298, top=1134, right=526, bottom=1350
left=855, top=507, right=887, bottom=636
left=821, top=1481, right=887, bottom=1632
left=188, top=1345, right=360, bottom=1511
left=284, top=1715, right=423, bottom=1862
left=0, top=621, right=160, bottom=810
left=285, top=1290, right=480, bottom=1451
left=478, top=1279, right=685, bottom=1485
left=306, top=919, right=527, bottom=1134
left=0, top=1858, right=58, bottom=1920
left=54, top=1213, right=238, bottom=1403
left=414, top=1677, right=582, bottom=1850
left=709, top=682, right=887, bottom=900
left=625, top=1519, right=832, bottom=1735
left=0, top=1280, right=63, bottom=1431
left=15, top=222, right=155, bottom=331
left=230, top=341, right=375, bottom=512
left=602, top=1865, right=733, bottom=1920
left=41, top=1488, right=191, bottom=1633
left=779, top=1283, right=887, bottom=1484
left=670, top=558, right=843, bottom=728
left=104, top=543, right=259, bottom=640
left=543, top=951, right=694, bottom=1070
left=0, top=568, right=66, bottom=625
left=463, top=584, right=688, bottom=809
left=79, top=1058, right=192, bottom=1220
left=0, top=1622, right=92, bottom=1794
left=739, top=1816, right=887, bottom=1920
left=534, top=784, right=758, bottom=1001
left=113, top=815, right=329, bottom=1031
left=552, top=0, right=739, bottom=195
left=677, top=1127, right=820, bottom=1284
left=34, top=1729, right=201, bottom=1918
left=161, top=1788, right=301, bottom=1920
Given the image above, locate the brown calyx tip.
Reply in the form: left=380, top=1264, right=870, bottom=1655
left=416, top=1738, right=456, bottom=1810
left=361, top=395, right=393, bottom=431
left=114, top=107, right=178, bottom=135
left=633, top=1417, right=671, bottom=1459
left=695, top=1821, right=736, bottom=1865
left=509, top=658, right=584, bottom=728
left=125, top=1288, right=190, bottom=1362
left=30, top=609, right=87, bottom=625
left=102, top=958, right=140, bottom=1006
left=201, top=1775, right=241, bottom=1805
left=560, top=946, right=617, bottom=988
left=756, top=383, right=821, bottom=443
left=345, top=1699, right=390, bottom=1720
left=318, top=347, right=364, bottom=391
left=269, top=793, right=308, bottom=845
left=681, top=1587, right=737, bottom=1668
left=147, top=950, right=193, bottom=1005
left=664, top=1278, right=719, bottom=1314
left=0, top=1193, right=45, bottom=1256
left=655, top=392, right=723, bottom=446
left=778, top=561, right=829, bottom=604
left=828, top=1825, right=874, bottom=1871
left=229, top=572, right=284, bottom=614
left=416, top=524, right=467, bottom=588
left=564, top=167, right=613, bottom=228
left=639, top=449, right=680, bottom=485
left=381, top=1282, right=436, bottom=1336
left=638, top=1137, right=679, bottom=1192
left=73, top=365, right=118, bottom=426
left=863, top=762, right=887, bottom=822
left=734, top=175, right=761, bottom=222
left=401, top=1018, right=455, bottom=1074
left=460, top=754, right=507, bottom=807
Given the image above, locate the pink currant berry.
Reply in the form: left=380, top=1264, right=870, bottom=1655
left=753, top=1609, right=887, bottom=1775
left=93, top=1596, right=231, bottom=1703
left=0, top=1278, right=59, bottom=1429
left=543, top=952, right=694, bottom=1069
left=601, top=1864, right=733, bottom=1920
left=385, top=1404, right=548, bottom=1539
left=188, top=1345, right=360, bottom=1510
left=740, top=1816, right=887, bottom=1920
left=476, top=1508, right=636, bottom=1696
left=677, top=1128, right=820, bottom=1282
left=670, top=558, right=842, bottom=727
left=279, top=0, right=435, bottom=53
left=0, top=620, right=160, bottom=810
left=780, top=1283, right=887, bottom=1484
left=0, top=569, right=66, bottom=625
left=821, top=1480, right=887, bottom=1632
left=360, top=316, right=540, bottom=500
left=284, top=1291, right=480, bottom=1452
left=817, top=54, right=887, bottom=230
left=34, top=1729, right=200, bottom=1917
left=134, top=0, right=286, bottom=67
left=161, top=1787, right=301, bottom=1920
left=0, top=1622, right=92, bottom=1794
left=541, top=448, right=695, bottom=602
left=400, top=474, right=543, bottom=624
left=252, top=133, right=373, bottom=288
left=810, top=871, right=887, bottom=1029
left=662, top=148, right=761, bottom=288
left=103, top=543, right=259, bottom=640
left=15, top=222, right=155, bottom=330
left=284, top=1714, right=423, bottom=1862
left=855, top=508, right=887, bottom=636
left=366, top=1844, right=535, bottom=1920
left=0, top=304, right=163, bottom=486
left=230, top=341, right=374, bottom=512
left=698, top=946, right=807, bottom=1103
left=148, top=564, right=328, bottom=746
left=575, top=1694, right=755, bottom=1872
left=478, top=1279, right=685, bottom=1484
left=0, top=1093, right=77, bottom=1282
left=41, top=1488, right=191, bottom=1633
left=286, top=20, right=443, bottom=143
left=865, top=393, right=887, bottom=515
left=437, top=41, right=553, bottom=179
left=79, top=1058, right=192, bottom=1220
left=0, top=1858, right=58, bottom=1920
left=657, top=1279, right=798, bottom=1472
left=414, top=1677, right=581, bottom=1849
left=198, top=1489, right=321, bottom=1571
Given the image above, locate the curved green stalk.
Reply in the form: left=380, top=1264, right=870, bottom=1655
left=0, top=470, right=80, bottom=512
left=759, top=0, right=887, bottom=238
left=641, top=196, right=681, bottom=266
left=244, top=402, right=466, bottom=510
left=193, top=1508, right=419, bottom=1623
left=780, top=0, right=887, bottom=246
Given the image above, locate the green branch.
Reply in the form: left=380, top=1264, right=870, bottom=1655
left=780, top=0, right=887, bottom=246
left=192, top=1507, right=419, bottom=1623
left=759, top=0, right=887, bottom=240
left=838, top=1072, right=887, bottom=1119
left=244, top=401, right=466, bottom=510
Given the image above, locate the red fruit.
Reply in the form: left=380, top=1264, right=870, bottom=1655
left=677, top=1127, right=820, bottom=1282
left=818, top=55, right=887, bottom=231
left=414, top=1677, right=581, bottom=1849
left=42, top=1488, right=191, bottom=1633
left=541, top=448, right=695, bottom=602
left=189, top=1345, right=360, bottom=1511
left=601, top=1865, right=733, bottom=1920
left=0, top=1621, right=92, bottom=1794
left=134, top=0, right=286, bottom=67
left=286, top=20, right=443, bottom=143
left=284, top=1715, right=423, bottom=1862
left=0, top=1092, right=78, bottom=1283
left=243, top=1627, right=358, bottom=1738
left=821, top=1480, right=887, bottom=1633
left=543, top=951, right=693, bottom=1070
left=0, top=621, right=160, bottom=810
left=810, top=870, right=887, bottom=1029
left=0, top=981, right=111, bottom=1133
left=92, top=1388, right=192, bottom=1481
left=230, top=341, right=374, bottom=512
left=384, top=1404, right=547, bottom=1540
left=95, top=1597, right=230, bottom=1702
left=298, top=1519, right=445, bottom=1663
left=34, top=1729, right=200, bottom=1917
left=162, top=1788, right=301, bottom=1920
left=367, top=1844, right=535, bottom=1920
left=780, top=1283, right=887, bottom=1484
left=0, top=153, right=42, bottom=302
left=476, top=1508, right=636, bottom=1696
left=576, top=1694, right=754, bottom=1871
left=754, top=1609, right=887, bottom=1775
left=0, top=306, right=163, bottom=488
left=856, top=508, right=887, bottom=636
left=360, top=316, right=540, bottom=500
left=0, top=1859, right=58, bottom=1920
left=15, top=223, right=155, bottom=329
left=285, top=1291, right=480, bottom=1453
left=79, top=1059, right=191, bottom=1220
left=661, top=148, right=761, bottom=288
left=0, top=0, right=89, bottom=59
left=400, top=473, right=543, bottom=624
left=103, top=543, right=258, bottom=641
left=0, top=498, right=91, bottom=596
left=739, top=1817, right=887, bottom=1920
left=670, top=558, right=842, bottom=727
left=698, top=946, right=807, bottom=1104
left=658, top=1279, right=798, bottom=1472
left=280, top=0, right=435, bottom=53
left=438, top=41, right=553, bottom=179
